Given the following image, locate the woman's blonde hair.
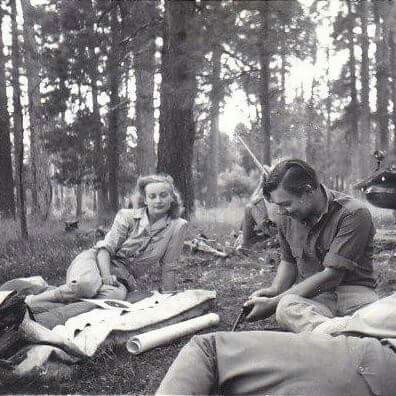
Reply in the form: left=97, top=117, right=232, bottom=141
left=134, top=174, right=184, bottom=218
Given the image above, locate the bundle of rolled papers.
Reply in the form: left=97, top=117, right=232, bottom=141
left=126, top=313, right=220, bottom=354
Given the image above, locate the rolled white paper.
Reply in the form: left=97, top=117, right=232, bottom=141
left=126, top=313, right=220, bottom=354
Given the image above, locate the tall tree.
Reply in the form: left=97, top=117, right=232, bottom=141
left=390, top=14, right=396, bottom=156
left=346, top=0, right=359, bottom=180
left=257, top=1, right=271, bottom=165
left=332, top=2, right=361, bottom=182
left=359, top=0, right=371, bottom=176
left=374, top=1, right=390, bottom=153
left=21, top=0, right=51, bottom=219
left=131, top=1, right=157, bottom=176
left=0, top=6, right=15, bottom=219
left=10, top=0, right=28, bottom=238
left=85, top=0, right=108, bottom=219
left=157, top=0, right=197, bottom=218
left=206, top=43, right=222, bottom=207
left=107, top=4, right=122, bottom=213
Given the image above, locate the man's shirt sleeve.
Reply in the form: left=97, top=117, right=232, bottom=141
left=278, top=226, right=296, bottom=264
left=322, top=208, right=374, bottom=271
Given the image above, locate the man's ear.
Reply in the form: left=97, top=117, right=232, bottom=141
left=304, top=184, right=314, bottom=194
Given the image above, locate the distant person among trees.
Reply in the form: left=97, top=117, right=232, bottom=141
left=25, top=175, right=188, bottom=311
left=235, top=172, right=279, bottom=251
left=244, top=159, right=378, bottom=332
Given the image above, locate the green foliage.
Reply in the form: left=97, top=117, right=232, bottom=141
left=218, top=164, right=258, bottom=201
left=45, top=110, right=98, bottom=186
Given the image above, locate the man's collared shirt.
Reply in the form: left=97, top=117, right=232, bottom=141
left=277, top=185, right=376, bottom=288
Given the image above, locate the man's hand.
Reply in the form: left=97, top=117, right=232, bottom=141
left=102, top=275, right=119, bottom=287
left=249, top=287, right=279, bottom=298
left=244, top=296, right=278, bottom=321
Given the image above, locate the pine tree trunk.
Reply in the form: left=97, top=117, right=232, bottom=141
left=86, top=0, right=107, bottom=221
left=206, top=44, right=222, bottom=208
left=391, top=29, right=396, bottom=156
left=92, top=189, right=97, bottom=213
left=75, top=183, right=82, bottom=218
left=60, top=184, right=64, bottom=210
left=280, top=23, right=287, bottom=109
left=346, top=0, right=359, bottom=181
left=157, top=0, right=197, bottom=219
left=10, top=0, right=28, bottom=238
left=0, top=8, right=15, bottom=219
left=54, top=183, right=61, bottom=210
left=257, top=2, right=271, bottom=166
left=305, top=96, right=316, bottom=165
left=325, top=47, right=332, bottom=162
left=359, top=0, right=371, bottom=176
left=108, top=5, right=121, bottom=214
left=21, top=0, right=50, bottom=219
left=134, top=2, right=156, bottom=176
left=374, top=2, right=390, bottom=153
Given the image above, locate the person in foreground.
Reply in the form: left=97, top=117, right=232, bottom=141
left=156, top=294, right=396, bottom=396
left=245, top=159, right=377, bottom=332
left=25, top=174, right=188, bottom=319
left=0, top=290, right=87, bottom=381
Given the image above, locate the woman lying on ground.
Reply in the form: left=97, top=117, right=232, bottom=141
left=24, top=174, right=188, bottom=322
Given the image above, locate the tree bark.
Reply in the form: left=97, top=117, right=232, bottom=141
left=206, top=44, right=222, bottom=208
left=76, top=183, right=82, bottom=218
left=108, top=4, right=121, bottom=214
left=325, top=47, right=332, bottom=161
left=21, top=0, right=51, bottom=219
left=346, top=0, right=359, bottom=180
left=391, top=27, right=396, bottom=156
left=11, top=0, right=28, bottom=238
left=359, top=0, right=371, bottom=175
left=257, top=2, right=271, bottom=165
left=86, top=0, right=107, bottom=221
left=374, top=1, right=390, bottom=153
left=157, top=0, right=197, bottom=219
left=134, top=1, right=156, bottom=176
left=280, top=22, right=287, bottom=109
left=0, top=8, right=15, bottom=219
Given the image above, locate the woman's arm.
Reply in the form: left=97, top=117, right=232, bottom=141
left=97, top=248, right=118, bottom=286
left=94, top=209, right=133, bottom=285
left=94, top=209, right=131, bottom=256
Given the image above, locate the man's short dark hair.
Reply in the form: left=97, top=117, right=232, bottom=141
left=262, top=159, right=320, bottom=198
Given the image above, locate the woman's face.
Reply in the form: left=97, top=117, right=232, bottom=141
left=144, top=182, right=173, bottom=218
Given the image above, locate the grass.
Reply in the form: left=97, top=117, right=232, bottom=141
left=0, top=201, right=396, bottom=394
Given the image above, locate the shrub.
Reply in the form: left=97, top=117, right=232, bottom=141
left=218, top=165, right=259, bottom=202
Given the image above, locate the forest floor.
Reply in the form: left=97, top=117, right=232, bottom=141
left=0, top=203, right=396, bottom=394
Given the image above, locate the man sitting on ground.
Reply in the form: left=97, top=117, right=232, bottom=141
left=245, top=159, right=378, bottom=332
left=235, top=173, right=278, bottom=251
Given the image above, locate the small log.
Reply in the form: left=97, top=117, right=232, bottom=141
left=64, top=220, right=79, bottom=232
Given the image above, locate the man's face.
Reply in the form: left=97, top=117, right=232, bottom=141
left=269, top=185, right=314, bottom=222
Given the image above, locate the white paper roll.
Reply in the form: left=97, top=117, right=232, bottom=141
left=126, top=313, right=220, bottom=354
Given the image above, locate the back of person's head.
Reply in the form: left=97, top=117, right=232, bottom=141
left=134, top=174, right=184, bottom=218
left=262, top=159, right=319, bottom=198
